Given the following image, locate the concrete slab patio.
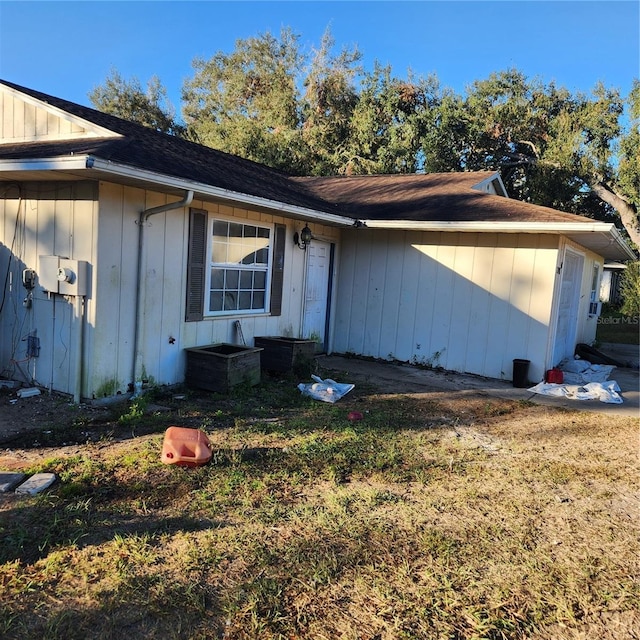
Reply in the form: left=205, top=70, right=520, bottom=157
left=318, top=349, right=640, bottom=418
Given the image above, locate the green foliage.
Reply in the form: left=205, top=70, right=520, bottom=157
left=345, top=63, right=437, bottom=175
left=301, top=28, right=362, bottom=175
left=620, top=261, right=640, bottom=316
left=181, top=27, right=305, bottom=171
left=90, top=32, right=640, bottom=245
left=117, top=397, right=147, bottom=425
left=617, top=80, right=640, bottom=210
left=89, top=69, right=184, bottom=136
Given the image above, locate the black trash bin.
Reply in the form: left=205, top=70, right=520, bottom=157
left=512, top=359, right=530, bottom=388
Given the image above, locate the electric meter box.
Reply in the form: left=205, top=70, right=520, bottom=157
left=39, top=256, right=88, bottom=296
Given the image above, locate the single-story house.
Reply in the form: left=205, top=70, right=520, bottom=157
left=0, top=80, right=635, bottom=400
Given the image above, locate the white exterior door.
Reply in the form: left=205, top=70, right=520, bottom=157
left=551, top=249, right=584, bottom=366
left=302, top=240, right=332, bottom=351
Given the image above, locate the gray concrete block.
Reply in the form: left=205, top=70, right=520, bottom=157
left=0, top=472, right=27, bottom=492
left=15, top=473, right=57, bottom=495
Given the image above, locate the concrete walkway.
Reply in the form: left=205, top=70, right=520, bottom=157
left=317, top=349, right=640, bottom=418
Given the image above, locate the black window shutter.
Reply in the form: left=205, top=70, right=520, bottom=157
left=185, top=208, right=207, bottom=322
left=270, top=223, right=286, bottom=316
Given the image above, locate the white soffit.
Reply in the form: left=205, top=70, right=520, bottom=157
left=361, top=219, right=636, bottom=261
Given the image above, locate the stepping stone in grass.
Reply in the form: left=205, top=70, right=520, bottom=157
left=0, top=472, right=27, bottom=493
left=15, top=473, right=57, bottom=495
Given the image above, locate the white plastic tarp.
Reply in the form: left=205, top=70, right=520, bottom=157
left=298, top=375, right=355, bottom=403
left=528, top=380, right=623, bottom=404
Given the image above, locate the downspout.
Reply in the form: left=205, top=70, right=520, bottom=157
left=132, top=190, right=194, bottom=393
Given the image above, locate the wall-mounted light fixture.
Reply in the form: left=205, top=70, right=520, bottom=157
left=293, top=224, right=312, bottom=250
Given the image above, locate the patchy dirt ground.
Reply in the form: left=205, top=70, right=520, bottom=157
left=1, top=354, right=637, bottom=472
left=0, top=387, right=120, bottom=442
left=0, top=371, right=496, bottom=470
left=0, top=384, right=185, bottom=471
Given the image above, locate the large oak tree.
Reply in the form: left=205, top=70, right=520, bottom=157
left=89, top=32, right=638, bottom=249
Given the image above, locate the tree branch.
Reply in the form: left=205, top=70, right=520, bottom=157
left=516, top=139, right=540, bottom=158
left=591, top=181, right=640, bottom=249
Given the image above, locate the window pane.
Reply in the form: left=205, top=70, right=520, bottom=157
left=209, top=291, right=223, bottom=312
left=238, top=291, right=251, bottom=309
left=254, top=271, right=266, bottom=289
left=223, top=292, right=238, bottom=311
left=240, top=271, right=253, bottom=288
left=212, top=240, right=227, bottom=263
left=213, top=220, right=228, bottom=237
left=225, top=270, right=239, bottom=289
left=255, top=248, right=268, bottom=264
left=229, top=222, right=243, bottom=238
left=210, top=268, right=224, bottom=289
left=252, top=291, right=265, bottom=309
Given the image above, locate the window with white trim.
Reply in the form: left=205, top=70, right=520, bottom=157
left=186, top=208, right=285, bottom=322
left=207, top=219, right=271, bottom=315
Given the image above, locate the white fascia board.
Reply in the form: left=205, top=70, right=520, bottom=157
left=0, top=156, right=90, bottom=172
left=88, top=157, right=356, bottom=227
left=606, top=224, right=638, bottom=260
left=363, top=219, right=615, bottom=233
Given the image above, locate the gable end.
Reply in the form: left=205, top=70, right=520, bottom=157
left=0, top=84, right=120, bottom=143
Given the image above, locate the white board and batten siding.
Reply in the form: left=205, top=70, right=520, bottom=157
left=0, top=88, right=113, bottom=142
left=0, top=181, right=97, bottom=395
left=93, top=184, right=339, bottom=395
left=0, top=87, right=99, bottom=395
left=0, top=172, right=337, bottom=398
left=333, top=229, right=560, bottom=383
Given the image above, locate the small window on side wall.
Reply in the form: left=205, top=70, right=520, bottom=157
left=588, top=263, right=601, bottom=317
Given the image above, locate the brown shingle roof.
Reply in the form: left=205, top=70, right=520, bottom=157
left=293, top=173, right=597, bottom=224
left=0, top=80, right=339, bottom=216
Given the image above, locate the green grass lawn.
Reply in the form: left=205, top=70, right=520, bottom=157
left=1, top=375, right=638, bottom=639
left=596, top=309, right=640, bottom=345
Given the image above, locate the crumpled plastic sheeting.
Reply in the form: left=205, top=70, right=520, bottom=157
left=528, top=380, right=623, bottom=404
left=559, top=358, right=616, bottom=385
left=298, top=375, right=355, bottom=403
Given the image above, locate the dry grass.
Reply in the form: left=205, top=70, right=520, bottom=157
left=0, top=378, right=638, bottom=640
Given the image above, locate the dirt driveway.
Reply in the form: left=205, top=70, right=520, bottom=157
left=317, top=354, right=640, bottom=417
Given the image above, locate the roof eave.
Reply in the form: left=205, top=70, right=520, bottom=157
left=0, top=155, right=357, bottom=228
left=361, top=219, right=637, bottom=261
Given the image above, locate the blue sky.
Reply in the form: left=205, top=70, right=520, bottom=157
left=0, top=0, right=638, bottom=112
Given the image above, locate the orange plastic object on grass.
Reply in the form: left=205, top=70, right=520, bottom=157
left=161, top=426, right=212, bottom=467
